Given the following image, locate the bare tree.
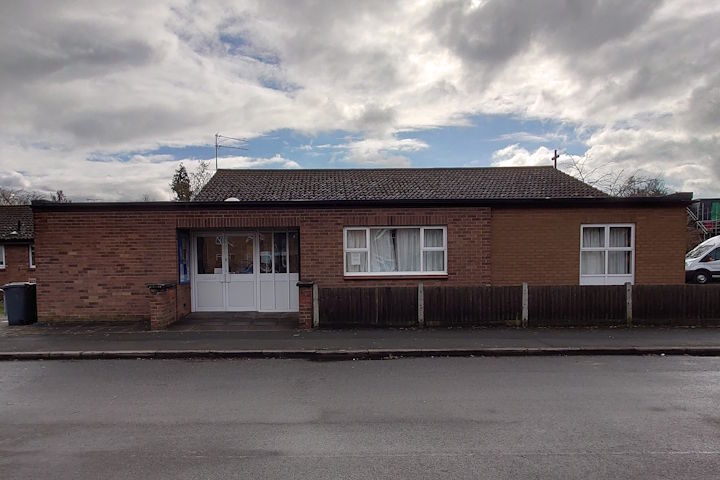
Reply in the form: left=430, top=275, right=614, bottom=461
left=561, top=155, right=668, bottom=197
left=611, top=175, right=669, bottom=197
left=561, top=156, right=625, bottom=192
left=50, top=190, right=71, bottom=203
left=190, top=160, right=213, bottom=199
left=140, top=193, right=156, bottom=202
left=0, top=187, right=46, bottom=205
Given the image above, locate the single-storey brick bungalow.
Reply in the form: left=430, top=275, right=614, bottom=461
left=31, top=167, right=691, bottom=328
left=0, top=206, right=36, bottom=293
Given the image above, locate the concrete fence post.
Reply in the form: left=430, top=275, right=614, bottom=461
left=625, top=282, right=633, bottom=327
left=312, top=283, right=319, bottom=328
left=522, top=282, right=529, bottom=328
left=418, top=282, right=425, bottom=328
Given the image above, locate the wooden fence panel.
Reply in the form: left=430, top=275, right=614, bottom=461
left=318, top=287, right=417, bottom=327
left=316, top=284, right=720, bottom=329
left=528, top=285, right=626, bottom=327
left=424, top=286, right=522, bottom=327
left=633, top=285, right=720, bottom=326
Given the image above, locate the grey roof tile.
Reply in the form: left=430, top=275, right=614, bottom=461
left=195, top=167, right=609, bottom=202
left=0, top=205, right=33, bottom=240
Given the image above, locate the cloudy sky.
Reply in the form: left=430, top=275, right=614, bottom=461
left=0, top=0, right=718, bottom=200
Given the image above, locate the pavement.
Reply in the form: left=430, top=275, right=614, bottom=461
left=2, top=356, right=720, bottom=479
left=3, top=319, right=720, bottom=359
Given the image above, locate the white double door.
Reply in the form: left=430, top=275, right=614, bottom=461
left=192, top=232, right=299, bottom=312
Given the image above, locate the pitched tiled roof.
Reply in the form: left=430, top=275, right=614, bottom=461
left=194, top=167, right=609, bottom=203
left=0, top=205, right=33, bottom=241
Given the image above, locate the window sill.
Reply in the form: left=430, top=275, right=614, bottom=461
left=344, top=274, right=449, bottom=280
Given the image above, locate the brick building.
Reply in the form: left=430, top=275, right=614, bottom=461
left=0, top=206, right=36, bottom=297
left=31, top=167, right=691, bottom=327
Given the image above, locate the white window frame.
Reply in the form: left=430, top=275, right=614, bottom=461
left=28, top=244, right=35, bottom=269
left=343, top=226, right=448, bottom=276
left=580, top=224, right=635, bottom=285
left=0, top=245, right=5, bottom=269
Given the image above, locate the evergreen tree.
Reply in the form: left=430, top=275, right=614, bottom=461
left=170, top=163, right=192, bottom=201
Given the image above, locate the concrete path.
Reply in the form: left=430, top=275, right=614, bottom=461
left=2, top=324, right=720, bottom=359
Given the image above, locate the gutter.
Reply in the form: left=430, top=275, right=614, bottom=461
left=31, top=193, right=694, bottom=212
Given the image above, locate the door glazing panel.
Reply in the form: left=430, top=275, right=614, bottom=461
left=226, top=234, right=257, bottom=310
left=194, top=235, right=224, bottom=310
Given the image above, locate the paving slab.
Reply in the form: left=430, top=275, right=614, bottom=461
left=2, top=322, right=720, bottom=359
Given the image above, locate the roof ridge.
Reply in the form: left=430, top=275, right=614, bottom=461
left=216, top=166, right=556, bottom=172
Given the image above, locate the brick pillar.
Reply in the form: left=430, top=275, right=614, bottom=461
left=297, top=281, right=314, bottom=329
left=147, top=283, right=178, bottom=330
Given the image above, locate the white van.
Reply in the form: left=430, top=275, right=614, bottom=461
left=686, top=235, right=720, bottom=284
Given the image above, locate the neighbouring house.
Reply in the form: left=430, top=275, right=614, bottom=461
left=0, top=206, right=36, bottom=298
left=689, top=198, right=720, bottom=242
left=31, top=167, right=692, bottom=327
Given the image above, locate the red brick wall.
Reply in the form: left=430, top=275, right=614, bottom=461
left=34, top=206, right=491, bottom=322
left=33, top=203, right=686, bottom=322
left=298, top=285, right=313, bottom=329
left=149, top=286, right=177, bottom=330
left=34, top=210, right=177, bottom=322
left=0, top=243, right=35, bottom=293
left=491, top=206, right=686, bottom=285
left=177, top=283, right=191, bottom=319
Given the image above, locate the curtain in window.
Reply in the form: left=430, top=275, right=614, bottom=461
left=608, top=227, right=631, bottom=274
left=424, top=251, right=445, bottom=271
left=346, top=252, right=368, bottom=272
left=582, top=227, right=604, bottom=247
left=395, top=229, right=420, bottom=271
left=346, top=229, right=368, bottom=272
left=608, top=252, right=631, bottom=274
left=347, top=230, right=366, bottom=248
left=609, top=227, right=631, bottom=247
left=424, top=229, right=443, bottom=248
left=370, top=229, right=397, bottom=272
left=581, top=251, right=605, bottom=274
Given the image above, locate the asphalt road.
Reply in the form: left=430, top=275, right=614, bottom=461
left=1, top=357, right=719, bottom=479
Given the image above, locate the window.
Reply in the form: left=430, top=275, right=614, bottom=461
left=701, top=248, right=720, bottom=263
left=0, top=245, right=4, bottom=269
left=580, top=224, right=634, bottom=285
left=273, top=232, right=287, bottom=273
left=259, top=232, right=272, bottom=273
left=343, top=227, right=447, bottom=276
left=178, top=234, right=190, bottom=283
left=29, top=244, right=35, bottom=269
left=196, top=235, right=223, bottom=275
left=288, top=232, right=299, bottom=274
left=227, top=233, right=254, bottom=274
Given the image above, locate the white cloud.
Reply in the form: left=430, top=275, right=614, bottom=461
left=490, top=145, right=559, bottom=167
left=0, top=139, right=300, bottom=201
left=218, top=154, right=301, bottom=170
left=0, top=0, right=718, bottom=198
left=339, top=137, right=429, bottom=167
left=495, top=131, right=568, bottom=144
